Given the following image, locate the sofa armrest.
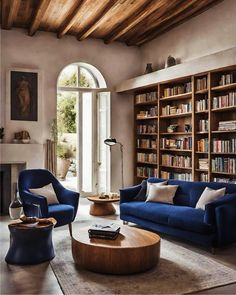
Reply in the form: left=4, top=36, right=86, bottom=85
left=215, top=201, right=236, bottom=246
left=20, top=190, right=48, bottom=217
left=120, top=184, right=142, bottom=204
left=204, top=193, right=236, bottom=225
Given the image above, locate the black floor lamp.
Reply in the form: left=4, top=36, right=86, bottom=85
left=104, top=137, right=124, bottom=188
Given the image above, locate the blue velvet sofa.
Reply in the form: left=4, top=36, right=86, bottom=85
left=120, top=178, right=236, bottom=248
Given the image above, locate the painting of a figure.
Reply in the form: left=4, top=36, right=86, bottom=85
left=11, top=71, right=38, bottom=121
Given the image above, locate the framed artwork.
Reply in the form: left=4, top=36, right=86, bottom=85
left=10, top=70, right=38, bottom=121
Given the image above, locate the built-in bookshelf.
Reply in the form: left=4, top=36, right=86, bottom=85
left=133, top=65, right=236, bottom=184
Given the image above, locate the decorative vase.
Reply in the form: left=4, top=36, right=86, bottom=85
left=9, top=183, right=23, bottom=220
left=144, top=63, right=153, bottom=74
left=166, top=56, right=176, bottom=67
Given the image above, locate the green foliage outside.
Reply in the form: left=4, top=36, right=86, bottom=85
left=57, top=92, right=76, bottom=134
left=57, top=142, right=74, bottom=159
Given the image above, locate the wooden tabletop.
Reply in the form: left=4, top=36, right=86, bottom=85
left=87, top=195, right=120, bottom=203
left=9, top=217, right=57, bottom=229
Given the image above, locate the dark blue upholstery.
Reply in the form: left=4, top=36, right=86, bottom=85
left=18, top=169, right=80, bottom=227
left=120, top=178, right=236, bottom=248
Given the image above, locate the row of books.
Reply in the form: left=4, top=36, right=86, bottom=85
left=218, top=120, right=236, bottom=131
left=196, top=77, right=207, bottom=91
left=137, top=139, right=157, bottom=149
left=162, top=154, right=192, bottom=168
left=213, top=177, right=236, bottom=184
left=200, top=173, right=209, bottom=182
left=163, top=82, right=192, bottom=97
left=137, top=167, right=158, bottom=178
left=161, top=137, right=192, bottom=150
left=135, top=92, right=157, bottom=104
left=199, top=119, right=209, bottom=132
left=212, top=157, right=236, bottom=174
left=212, top=138, right=236, bottom=153
left=137, top=153, right=157, bottom=163
left=197, top=138, right=209, bottom=152
left=212, top=92, right=236, bottom=109
left=161, top=102, right=192, bottom=116
left=196, top=97, right=208, bottom=112
left=137, top=106, right=158, bottom=118
left=161, top=171, right=192, bottom=181
left=137, top=124, right=157, bottom=134
left=199, top=158, right=209, bottom=170
left=218, top=73, right=235, bottom=86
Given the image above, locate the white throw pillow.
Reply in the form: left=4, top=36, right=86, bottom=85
left=146, top=180, right=168, bottom=197
left=29, top=183, right=59, bottom=205
left=195, top=187, right=226, bottom=210
left=146, top=185, right=178, bottom=204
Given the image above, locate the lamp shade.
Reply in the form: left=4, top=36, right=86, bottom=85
left=104, top=138, right=117, bottom=146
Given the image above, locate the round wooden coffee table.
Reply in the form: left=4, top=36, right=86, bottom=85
left=72, top=226, right=160, bottom=274
left=87, top=196, right=120, bottom=216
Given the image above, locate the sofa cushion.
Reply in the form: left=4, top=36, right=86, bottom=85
left=133, top=180, right=147, bottom=201
left=196, top=187, right=226, bottom=210
left=48, top=204, right=74, bottom=226
left=167, top=180, right=191, bottom=206
left=146, top=185, right=178, bottom=204
left=168, top=207, right=213, bottom=234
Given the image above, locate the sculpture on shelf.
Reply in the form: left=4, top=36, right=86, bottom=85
left=144, top=63, right=153, bottom=74
left=13, top=130, right=31, bottom=143
left=166, top=56, right=176, bottom=67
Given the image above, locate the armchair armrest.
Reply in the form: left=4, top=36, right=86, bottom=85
left=20, top=190, right=48, bottom=217
left=53, top=183, right=80, bottom=219
left=204, top=193, right=236, bottom=225
left=120, top=184, right=142, bottom=204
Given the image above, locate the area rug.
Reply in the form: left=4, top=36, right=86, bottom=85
left=51, top=222, right=236, bottom=295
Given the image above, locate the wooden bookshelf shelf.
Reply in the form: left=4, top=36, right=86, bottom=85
left=160, top=92, right=192, bottom=101
left=160, top=148, right=192, bottom=152
left=133, top=65, right=236, bottom=183
left=135, top=100, right=158, bottom=106
left=211, top=106, right=236, bottom=112
left=195, top=89, right=208, bottom=94
left=160, top=112, right=192, bottom=119
left=211, top=83, right=236, bottom=91
left=136, top=116, right=158, bottom=120
left=136, top=175, right=149, bottom=179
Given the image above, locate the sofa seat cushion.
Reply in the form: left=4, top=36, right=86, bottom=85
left=120, top=202, right=213, bottom=234
left=168, top=208, right=213, bottom=234
left=48, top=204, right=74, bottom=226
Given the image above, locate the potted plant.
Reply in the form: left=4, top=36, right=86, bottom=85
left=57, top=143, right=73, bottom=180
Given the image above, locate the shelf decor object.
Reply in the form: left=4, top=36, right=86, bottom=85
left=104, top=137, right=124, bottom=188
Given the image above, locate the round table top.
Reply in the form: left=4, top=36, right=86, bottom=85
left=9, top=218, right=56, bottom=230
left=87, top=195, right=120, bottom=203
left=72, top=226, right=160, bottom=249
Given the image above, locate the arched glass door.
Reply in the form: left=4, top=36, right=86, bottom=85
left=57, top=63, right=110, bottom=195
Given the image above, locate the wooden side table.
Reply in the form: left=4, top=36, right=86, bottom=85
left=5, top=219, right=56, bottom=265
left=87, top=196, right=120, bottom=216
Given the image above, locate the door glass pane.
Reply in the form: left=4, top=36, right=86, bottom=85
left=82, top=92, right=93, bottom=192
left=97, top=92, right=110, bottom=194
left=80, top=67, right=97, bottom=88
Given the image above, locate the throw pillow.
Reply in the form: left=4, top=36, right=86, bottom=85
left=29, top=183, right=59, bottom=205
left=146, top=180, right=168, bottom=197
left=146, top=185, right=178, bottom=204
left=195, top=187, right=226, bottom=210
left=133, top=180, right=147, bottom=201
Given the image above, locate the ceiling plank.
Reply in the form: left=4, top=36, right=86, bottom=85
left=130, top=0, right=221, bottom=46
left=77, top=0, right=118, bottom=41
left=57, top=0, right=86, bottom=39
left=1, top=0, right=21, bottom=30
left=104, top=0, right=168, bottom=44
left=29, top=0, right=52, bottom=36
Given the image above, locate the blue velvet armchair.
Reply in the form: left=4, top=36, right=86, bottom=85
left=18, top=169, right=80, bottom=235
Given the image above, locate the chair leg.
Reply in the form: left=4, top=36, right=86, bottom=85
left=123, top=221, right=128, bottom=225
left=68, top=223, right=72, bottom=237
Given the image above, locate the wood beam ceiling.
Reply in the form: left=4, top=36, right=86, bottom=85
left=104, top=0, right=166, bottom=44
left=57, top=0, right=86, bottom=39
left=29, top=0, right=52, bottom=36
left=1, top=0, right=21, bottom=30
left=129, top=0, right=221, bottom=46
left=77, top=0, right=118, bottom=41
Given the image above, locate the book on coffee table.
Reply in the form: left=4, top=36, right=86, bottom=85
left=88, top=223, right=120, bottom=240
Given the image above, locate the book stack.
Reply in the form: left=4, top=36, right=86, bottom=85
left=196, top=77, right=207, bottom=91
left=199, top=158, right=209, bottom=170
left=196, top=96, right=208, bottom=111
left=218, top=121, right=236, bottom=131
left=88, top=223, right=120, bottom=240
left=219, top=73, right=234, bottom=86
